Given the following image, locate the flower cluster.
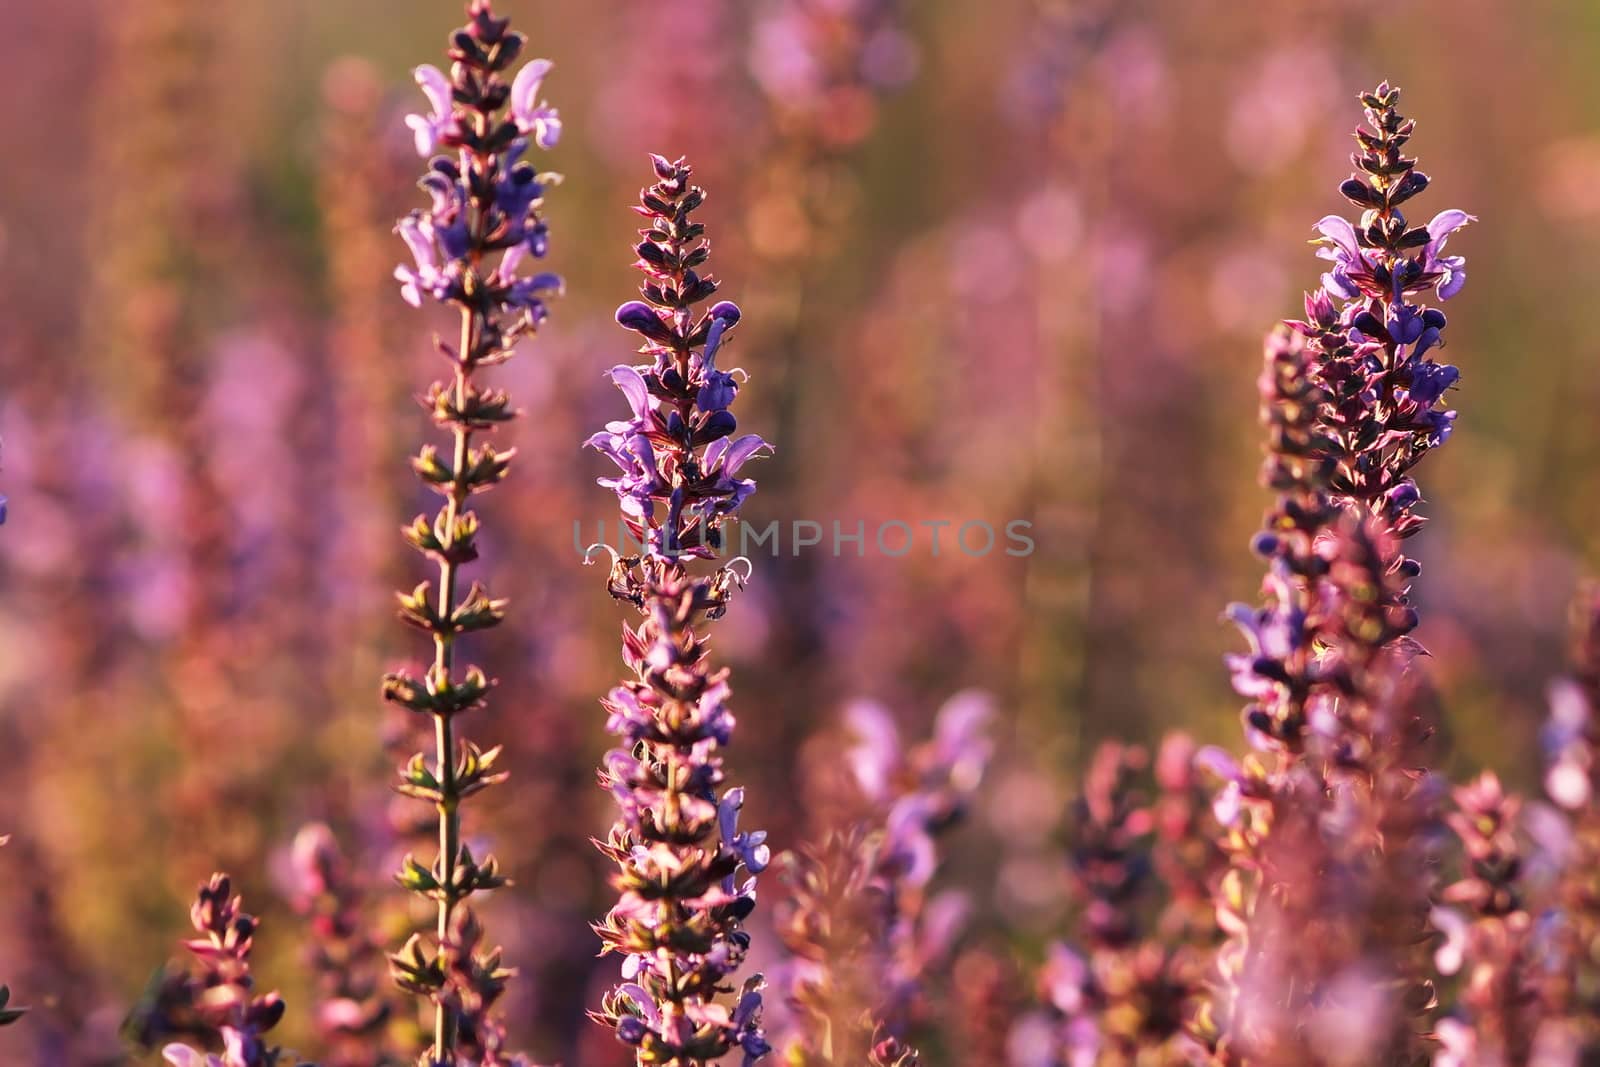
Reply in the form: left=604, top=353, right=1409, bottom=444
left=380, top=3, right=560, bottom=1061
left=589, top=157, right=771, bottom=1067
left=393, top=5, right=559, bottom=324
left=289, top=825, right=394, bottom=1067
left=589, top=159, right=767, bottom=562
left=1292, top=82, right=1470, bottom=568
left=845, top=693, right=993, bottom=1031
left=775, top=828, right=892, bottom=1067
left=160, top=875, right=299, bottom=1067
left=1149, top=734, right=1227, bottom=946
left=1430, top=773, right=1569, bottom=1067
left=775, top=694, right=993, bottom=1065
left=1537, top=585, right=1600, bottom=1059
left=433, top=907, right=525, bottom=1067
left=1207, top=84, right=1470, bottom=1066
left=1042, top=741, right=1208, bottom=1067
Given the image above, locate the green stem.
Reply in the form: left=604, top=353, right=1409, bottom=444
left=431, top=306, right=475, bottom=1057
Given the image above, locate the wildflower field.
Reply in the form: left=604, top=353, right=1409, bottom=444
left=3, top=1, right=1600, bottom=1065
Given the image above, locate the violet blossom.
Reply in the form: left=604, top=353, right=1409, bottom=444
left=1042, top=741, right=1209, bottom=1067
left=588, top=156, right=770, bottom=1067
left=1432, top=772, right=1578, bottom=1067
left=1209, top=84, right=1472, bottom=1065
left=1534, top=584, right=1600, bottom=1060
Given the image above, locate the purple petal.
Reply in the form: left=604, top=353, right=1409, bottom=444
left=845, top=700, right=899, bottom=799
left=608, top=365, right=651, bottom=420
left=414, top=65, right=452, bottom=116
left=1425, top=209, right=1475, bottom=242
left=616, top=301, right=671, bottom=342
left=1195, top=744, right=1241, bottom=782
left=1313, top=214, right=1362, bottom=260
left=395, top=216, right=436, bottom=273
left=721, top=434, right=771, bottom=474
left=393, top=266, right=423, bottom=308
left=404, top=115, right=437, bottom=157
left=617, top=982, right=659, bottom=1025
left=702, top=316, right=732, bottom=369
left=1436, top=257, right=1467, bottom=300
left=510, top=59, right=550, bottom=115
left=510, top=59, right=561, bottom=148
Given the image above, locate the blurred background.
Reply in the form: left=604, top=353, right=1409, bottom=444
left=1, top=0, right=1597, bottom=1062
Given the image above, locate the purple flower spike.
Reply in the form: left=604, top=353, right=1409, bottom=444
left=1212, top=84, right=1474, bottom=1065
left=381, top=5, right=563, bottom=1061
left=778, top=692, right=994, bottom=1063
left=390, top=9, right=561, bottom=323
left=591, top=158, right=769, bottom=1067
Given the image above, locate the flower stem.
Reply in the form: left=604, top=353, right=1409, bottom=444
left=429, top=307, right=477, bottom=1058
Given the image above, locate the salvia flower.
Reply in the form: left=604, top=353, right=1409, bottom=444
left=161, top=875, right=301, bottom=1067
left=589, top=156, right=770, bottom=1067
left=382, top=3, right=561, bottom=1061
left=1292, top=82, right=1471, bottom=553
left=847, top=695, right=993, bottom=1031
left=288, top=824, right=395, bottom=1067
left=1208, top=84, right=1470, bottom=1066
left=1043, top=741, right=1207, bottom=1067
left=393, top=3, right=561, bottom=326
left=589, top=158, right=769, bottom=560
left=1430, top=773, right=1564, bottom=1067
left=775, top=695, right=993, bottom=1065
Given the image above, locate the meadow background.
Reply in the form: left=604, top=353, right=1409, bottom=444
left=1, top=0, right=1597, bottom=1062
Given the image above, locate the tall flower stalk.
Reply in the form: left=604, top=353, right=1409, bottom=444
left=1207, top=83, right=1471, bottom=1065
left=588, top=156, right=771, bottom=1067
left=380, top=3, right=561, bottom=1061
